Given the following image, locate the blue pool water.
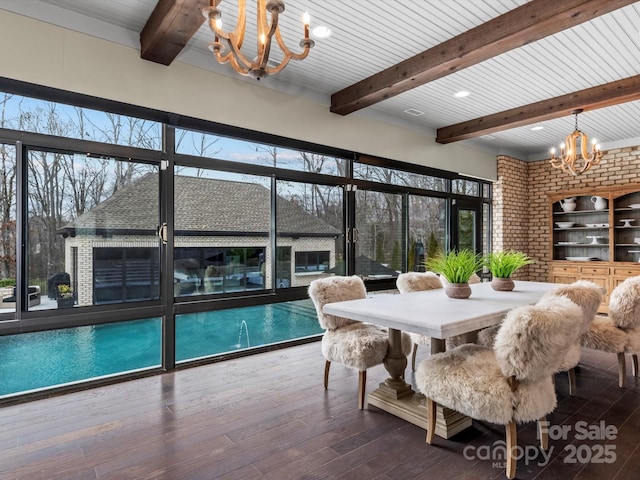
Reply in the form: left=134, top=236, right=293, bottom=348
left=0, top=299, right=321, bottom=397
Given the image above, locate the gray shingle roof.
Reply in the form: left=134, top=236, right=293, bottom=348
left=61, top=173, right=340, bottom=237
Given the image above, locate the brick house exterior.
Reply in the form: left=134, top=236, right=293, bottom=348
left=59, top=174, right=340, bottom=305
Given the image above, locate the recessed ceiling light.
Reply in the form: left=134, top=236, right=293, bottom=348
left=531, top=126, right=544, bottom=131
left=481, top=135, right=496, bottom=140
left=404, top=108, right=424, bottom=116
left=454, top=91, right=470, bottom=98
left=312, top=25, right=331, bottom=38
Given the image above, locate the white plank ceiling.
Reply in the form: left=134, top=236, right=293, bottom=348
left=2, top=0, right=640, bottom=160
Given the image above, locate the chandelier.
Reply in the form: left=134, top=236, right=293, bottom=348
left=549, top=109, right=602, bottom=176
left=202, top=0, right=315, bottom=80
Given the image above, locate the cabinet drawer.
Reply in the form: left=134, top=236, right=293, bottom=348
left=551, top=266, right=579, bottom=274
left=612, top=267, right=640, bottom=277
left=580, top=266, right=609, bottom=275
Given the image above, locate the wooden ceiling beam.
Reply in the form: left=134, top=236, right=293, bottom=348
left=330, top=0, right=636, bottom=116
left=140, top=0, right=210, bottom=66
left=435, top=75, right=640, bottom=144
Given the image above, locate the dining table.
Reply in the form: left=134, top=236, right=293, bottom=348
left=322, top=280, right=559, bottom=438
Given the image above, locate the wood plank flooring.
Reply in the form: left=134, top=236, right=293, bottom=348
left=0, top=342, right=639, bottom=479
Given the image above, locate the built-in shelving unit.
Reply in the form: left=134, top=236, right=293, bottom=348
left=548, top=185, right=640, bottom=312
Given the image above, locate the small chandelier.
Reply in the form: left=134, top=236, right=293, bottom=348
left=202, top=0, right=315, bottom=80
left=550, top=109, right=602, bottom=176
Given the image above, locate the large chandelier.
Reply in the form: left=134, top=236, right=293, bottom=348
left=549, top=109, right=602, bottom=176
left=202, top=0, right=315, bottom=80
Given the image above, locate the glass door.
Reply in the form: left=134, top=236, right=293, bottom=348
left=353, top=189, right=404, bottom=280
left=451, top=199, right=482, bottom=254
left=25, top=149, right=161, bottom=310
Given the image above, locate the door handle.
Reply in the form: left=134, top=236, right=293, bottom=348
left=158, top=223, right=167, bottom=245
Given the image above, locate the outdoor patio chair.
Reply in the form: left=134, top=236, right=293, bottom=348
left=308, top=275, right=412, bottom=409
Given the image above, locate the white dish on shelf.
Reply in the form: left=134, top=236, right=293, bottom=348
left=555, top=222, right=575, bottom=228
left=629, top=204, right=640, bottom=209
left=566, top=257, right=600, bottom=261
left=557, top=241, right=579, bottom=245
left=585, top=236, right=607, bottom=244
left=584, top=223, right=609, bottom=228
left=634, top=238, right=640, bottom=244
left=620, top=219, right=635, bottom=227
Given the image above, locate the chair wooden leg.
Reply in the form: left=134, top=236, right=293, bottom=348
left=618, top=352, right=626, bottom=388
left=505, top=420, right=517, bottom=479
left=323, top=360, right=331, bottom=390
left=411, top=343, right=418, bottom=372
left=568, top=368, right=577, bottom=396
left=426, top=397, right=436, bottom=444
left=633, top=354, right=638, bottom=377
left=358, top=370, right=367, bottom=409
left=538, top=417, right=549, bottom=450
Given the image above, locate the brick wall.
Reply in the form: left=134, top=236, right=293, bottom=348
left=494, top=146, right=640, bottom=282
left=493, top=155, right=530, bottom=279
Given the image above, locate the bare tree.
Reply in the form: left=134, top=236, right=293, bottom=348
left=0, top=94, right=17, bottom=278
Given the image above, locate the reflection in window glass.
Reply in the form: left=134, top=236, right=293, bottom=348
left=276, top=180, right=343, bottom=288
left=173, top=168, right=271, bottom=296
left=27, top=151, right=158, bottom=309
left=175, top=299, right=322, bottom=362
left=408, top=196, right=446, bottom=271
left=0, top=143, right=16, bottom=315
left=452, top=179, right=480, bottom=196
left=295, top=251, right=330, bottom=272
left=355, top=190, right=403, bottom=279
left=483, top=203, right=491, bottom=277
left=0, top=92, right=161, bottom=149
left=175, top=129, right=347, bottom=175
left=483, top=183, right=491, bottom=198
left=354, top=163, right=446, bottom=192
left=458, top=209, right=477, bottom=252
left=175, top=246, right=265, bottom=295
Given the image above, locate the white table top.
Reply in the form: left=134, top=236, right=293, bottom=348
left=323, top=280, right=559, bottom=339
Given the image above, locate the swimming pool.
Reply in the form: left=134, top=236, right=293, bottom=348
left=0, top=299, right=322, bottom=397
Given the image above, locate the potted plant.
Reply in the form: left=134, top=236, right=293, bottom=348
left=424, top=249, right=483, bottom=299
left=56, top=284, right=75, bottom=308
left=484, top=250, right=534, bottom=291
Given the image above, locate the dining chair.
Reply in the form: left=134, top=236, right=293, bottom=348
left=539, top=280, right=603, bottom=396
left=416, top=295, right=584, bottom=479
left=396, top=271, right=443, bottom=371
left=397, top=272, right=481, bottom=371
left=308, top=275, right=412, bottom=409
left=581, top=275, right=640, bottom=387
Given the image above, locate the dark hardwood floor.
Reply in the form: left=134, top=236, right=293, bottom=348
left=1, top=342, right=639, bottom=479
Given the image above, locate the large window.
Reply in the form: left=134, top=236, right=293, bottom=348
left=355, top=190, right=404, bottom=279
left=276, top=179, right=343, bottom=289
left=26, top=151, right=158, bottom=309
left=0, top=85, right=492, bottom=400
left=408, top=195, right=446, bottom=271
left=176, top=130, right=347, bottom=175
left=173, top=167, right=272, bottom=296
left=0, top=93, right=161, bottom=149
